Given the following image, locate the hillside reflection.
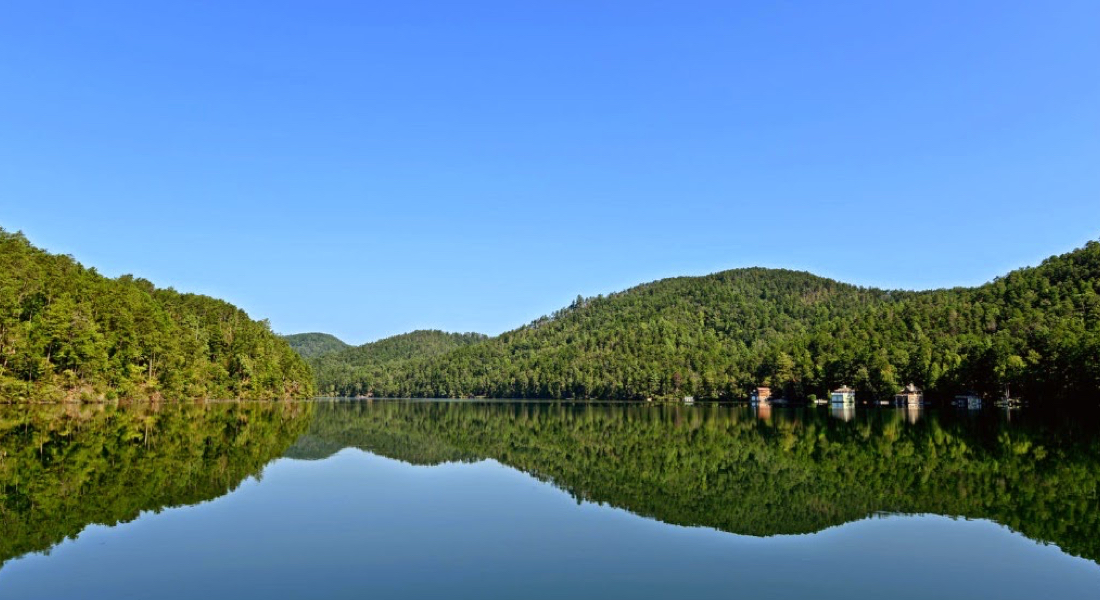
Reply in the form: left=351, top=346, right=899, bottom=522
left=0, top=401, right=312, bottom=565
left=3, top=399, right=1097, bottom=570
left=291, top=400, right=1100, bottom=564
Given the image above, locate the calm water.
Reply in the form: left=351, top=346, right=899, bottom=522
left=1, top=400, right=1098, bottom=599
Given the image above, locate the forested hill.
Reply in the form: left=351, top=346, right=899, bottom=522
left=283, top=332, right=350, bottom=358
left=0, top=229, right=314, bottom=402
left=310, top=330, right=487, bottom=395
left=320, top=240, right=1100, bottom=405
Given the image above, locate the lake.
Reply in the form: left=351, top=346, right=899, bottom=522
left=1, top=399, right=1098, bottom=599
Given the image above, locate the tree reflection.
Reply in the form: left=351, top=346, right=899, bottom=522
left=0, top=401, right=312, bottom=566
left=295, top=400, right=1100, bottom=564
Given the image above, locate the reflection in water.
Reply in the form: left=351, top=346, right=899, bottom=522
left=294, top=400, right=1100, bottom=565
left=2, top=398, right=1099, bottom=574
left=0, top=401, right=312, bottom=566
left=829, top=404, right=855, bottom=422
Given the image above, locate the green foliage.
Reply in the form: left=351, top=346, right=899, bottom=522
left=308, top=330, right=487, bottom=396
left=318, top=241, right=1100, bottom=405
left=0, top=400, right=313, bottom=564
left=282, top=332, right=351, bottom=359
left=0, top=229, right=314, bottom=401
left=300, top=400, right=1100, bottom=564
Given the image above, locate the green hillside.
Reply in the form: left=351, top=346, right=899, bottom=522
left=283, top=332, right=351, bottom=359
left=0, top=229, right=314, bottom=402
left=310, top=330, right=487, bottom=396
left=322, top=241, right=1100, bottom=405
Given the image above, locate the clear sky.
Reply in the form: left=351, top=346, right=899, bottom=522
left=2, top=2, right=1098, bottom=345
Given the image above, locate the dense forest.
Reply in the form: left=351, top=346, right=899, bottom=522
left=307, top=330, right=486, bottom=396
left=295, top=400, right=1100, bottom=564
left=310, top=241, right=1100, bottom=405
left=0, top=229, right=314, bottom=402
left=282, top=332, right=350, bottom=359
left=0, top=400, right=313, bottom=565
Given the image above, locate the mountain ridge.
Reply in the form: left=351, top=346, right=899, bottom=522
left=315, top=240, right=1100, bottom=404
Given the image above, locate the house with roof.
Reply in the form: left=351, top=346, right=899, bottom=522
left=955, top=391, right=982, bottom=409
left=830, top=385, right=856, bottom=406
left=895, top=383, right=923, bottom=406
left=750, top=386, right=771, bottom=404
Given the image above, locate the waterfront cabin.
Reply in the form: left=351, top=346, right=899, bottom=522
left=750, top=386, right=772, bottom=404
left=895, top=383, right=923, bottom=406
left=830, top=385, right=856, bottom=406
left=683, top=396, right=694, bottom=404
left=955, top=392, right=982, bottom=410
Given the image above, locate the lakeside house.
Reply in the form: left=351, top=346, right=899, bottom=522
left=895, top=383, right=924, bottom=406
left=830, top=385, right=856, bottom=406
left=955, top=392, right=982, bottom=409
left=750, top=386, right=772, bottom=404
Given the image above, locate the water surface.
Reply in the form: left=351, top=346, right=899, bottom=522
left=1, top=400, right=1098, bottom=599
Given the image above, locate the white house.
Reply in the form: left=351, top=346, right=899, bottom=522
left=830, top=385, right=856, bottom=405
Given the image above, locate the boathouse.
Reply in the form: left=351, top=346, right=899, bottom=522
left=895, top=383, right=923, bottom=406
left=750, top=386, right=771, bottom=404
left=830, top=385, right=856, bottom=405
left=955, top=392, right=982, bottom=409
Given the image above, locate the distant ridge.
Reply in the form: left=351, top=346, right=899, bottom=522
left=283, top=332, right=352, bottom=359
left=310, top=330, right=487, bottom=396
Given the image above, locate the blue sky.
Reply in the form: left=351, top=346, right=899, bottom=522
left=2, top=2, right=1098, bottom=345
